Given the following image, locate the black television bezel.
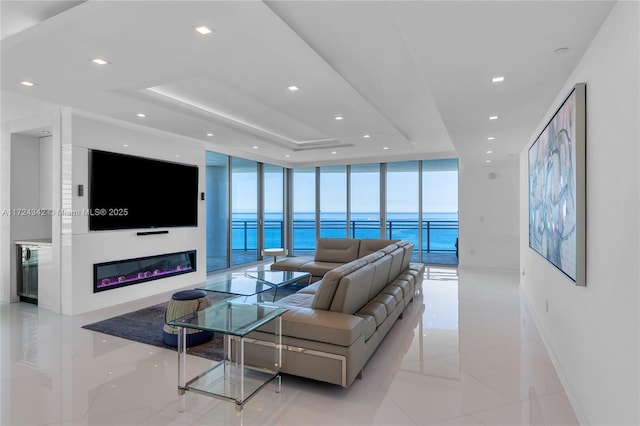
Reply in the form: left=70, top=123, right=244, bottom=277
left=88, top=149, right=199, bottom=231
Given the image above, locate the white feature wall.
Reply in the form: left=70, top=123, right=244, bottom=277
left=519, top=2, right=639, bottom=425
left=458, top=158, right=519, bottom=270
left=8, top=133, right=53, bottom=304
left=59, top=113, right=207, bottom=315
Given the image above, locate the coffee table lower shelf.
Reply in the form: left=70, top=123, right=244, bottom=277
left=181, top=360, right=280, bottom=407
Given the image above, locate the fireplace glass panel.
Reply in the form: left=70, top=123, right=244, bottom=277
left=94, top=250, right=196, bottom=292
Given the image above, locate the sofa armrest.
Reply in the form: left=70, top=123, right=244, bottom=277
left=258, top=307, right=365, bottom=347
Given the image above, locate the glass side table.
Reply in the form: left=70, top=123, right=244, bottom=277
left=168, top=300, right=289, bottom=411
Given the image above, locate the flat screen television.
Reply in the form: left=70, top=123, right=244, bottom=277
left=89, top=149, right=198, bottom=230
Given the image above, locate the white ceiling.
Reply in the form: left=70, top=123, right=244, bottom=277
left=1, top=0, right=615, bottom=168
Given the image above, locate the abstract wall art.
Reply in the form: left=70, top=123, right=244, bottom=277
left=528, top=83, right=586, bottom=286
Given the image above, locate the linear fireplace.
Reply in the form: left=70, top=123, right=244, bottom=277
left=94, top=250, right=196, bottom=293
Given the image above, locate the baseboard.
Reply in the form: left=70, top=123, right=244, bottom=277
left=519, top=284, right=589, bottom=425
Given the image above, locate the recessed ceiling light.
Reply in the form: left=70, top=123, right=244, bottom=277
left=287, top=85, right=300, bottom=92
left=331, top=151, right=337, bottom=154
left=485, top=160, right=492, bottom=163
left=383, top=147, right=389, bottom=150
left=92, top=58, right=110, bottom=65
left=195, top=26, right=212, bottom=35
left=334, top=116, right=344, bottom=121
left=136, top=113, right=146, bottom=118
left=363, top=134, right=371, bottom=138
left=206, top=132, right=214, bottom=137
left=486, top=150, right=493, bottom=154
left=176, top=154, right=181, bottom=157
left=252, top=146, right=259, bottom=149
left=489, top=115, right=499, bottom=120
left=20, top=81, right=36, bottom=87
left=491, top=76, right=505, bottom=83
left=487, top=136, right=495, bottom=140
left=285, top=154, right=291, bottom=158
left=122, top=144, right=128, bottom=147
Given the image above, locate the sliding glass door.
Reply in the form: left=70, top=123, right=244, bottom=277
left=422, top=159, right=459, bottom=264
left=350, top=163, right=381, bottom=238
left=292, top=168, right=315, bottom=256
left=205, top=152, right=229, bottom=272
left=231, top=158, right=258, bottom=266
left=263, top=164, right=284, bottom=250
left=320, top=165, right=347, bottom=238
left=387, top=161, right=420, bottom=260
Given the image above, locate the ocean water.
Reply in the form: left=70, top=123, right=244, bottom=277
left=232, top=212, right=458, bottom=252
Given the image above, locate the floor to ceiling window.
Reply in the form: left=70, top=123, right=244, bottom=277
left=205, top=151, right=229, bottom=272
left=422, top=159, right=459, bottom=264
left=292, top=167, right=316, bottom=256
left=263, top=164, right=284, bottom=250
left=231, top=157, right=258, bottom=266
left=386, top=161, right=420, bottom=260
left=207, top=152, right=458, bottom=272
left=289, top=160, right=458, bottom=265
left=319, top=165, right=347, bottom=238
left=350, top=163, right=381, bottom=239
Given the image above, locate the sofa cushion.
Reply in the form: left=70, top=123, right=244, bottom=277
left=259, top=307, right=365, bottom=347
left=368, top=255, right=393, bottom=299
left=409, top=262, right=426, bottom=273
left=396, top=272, right=416, bottom=286
left=314, top=238, right=361, bottom=263
left=358, top=239, right=399, bottom=257
left=270, top=256, right=313, bottom=272
left=379, top=243, right=399, bottom=254
left=359, top=251, right=385, bottom=264
left=372, top=293, right=396, bottom=316
left=297, top=280, right=322, bottom=295
left=311, top=259, right=367, bottom=310
left=390, top=278, right=412, bottom=298
left=355, top=313, right=377, bottom=341
left=276, top=292, right=314, bottom=308
left=357, top=301, right=387, bottom=327
left=400, top=243, right=415, bottom=271
left=388, top=247, right=406, bottom=281
left=299, top=261, right=344, bottom=278
left=329, top=263, right=376, bottom=314
left=381, top=285, right=403, bottom=305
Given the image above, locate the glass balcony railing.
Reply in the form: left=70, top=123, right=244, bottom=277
left=231, top=219, right=459, bottom=255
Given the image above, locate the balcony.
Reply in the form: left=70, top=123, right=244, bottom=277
left=228, top=219, right=458, bottom=266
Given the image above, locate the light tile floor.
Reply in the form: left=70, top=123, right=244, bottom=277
left=0, top=267, right=578, bottom=425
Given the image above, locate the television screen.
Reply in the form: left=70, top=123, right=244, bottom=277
left=89, top=150, right=198, bottom=230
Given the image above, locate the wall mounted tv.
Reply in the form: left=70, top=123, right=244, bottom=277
left=89, top=149, right=198, bottom=231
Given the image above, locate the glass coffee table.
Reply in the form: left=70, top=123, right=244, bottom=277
left=197, top=270, right=311, bottom=302
left=169, top=300, right=289, bottom=410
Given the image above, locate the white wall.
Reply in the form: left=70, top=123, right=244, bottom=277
left=59, top=113, right=207, bottom=315
left=10, top=134, right=51, bottom=241
left=8, top=133, right=53, bottom=305
left=458, top=158, right=519, bottom=270
left=519, top=2, right=639, bottom=425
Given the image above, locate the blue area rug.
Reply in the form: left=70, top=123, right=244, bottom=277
left=82, top=300, right=226, bottom=361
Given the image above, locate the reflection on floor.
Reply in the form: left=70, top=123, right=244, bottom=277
left=0, top=267, right=578, bottom=425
